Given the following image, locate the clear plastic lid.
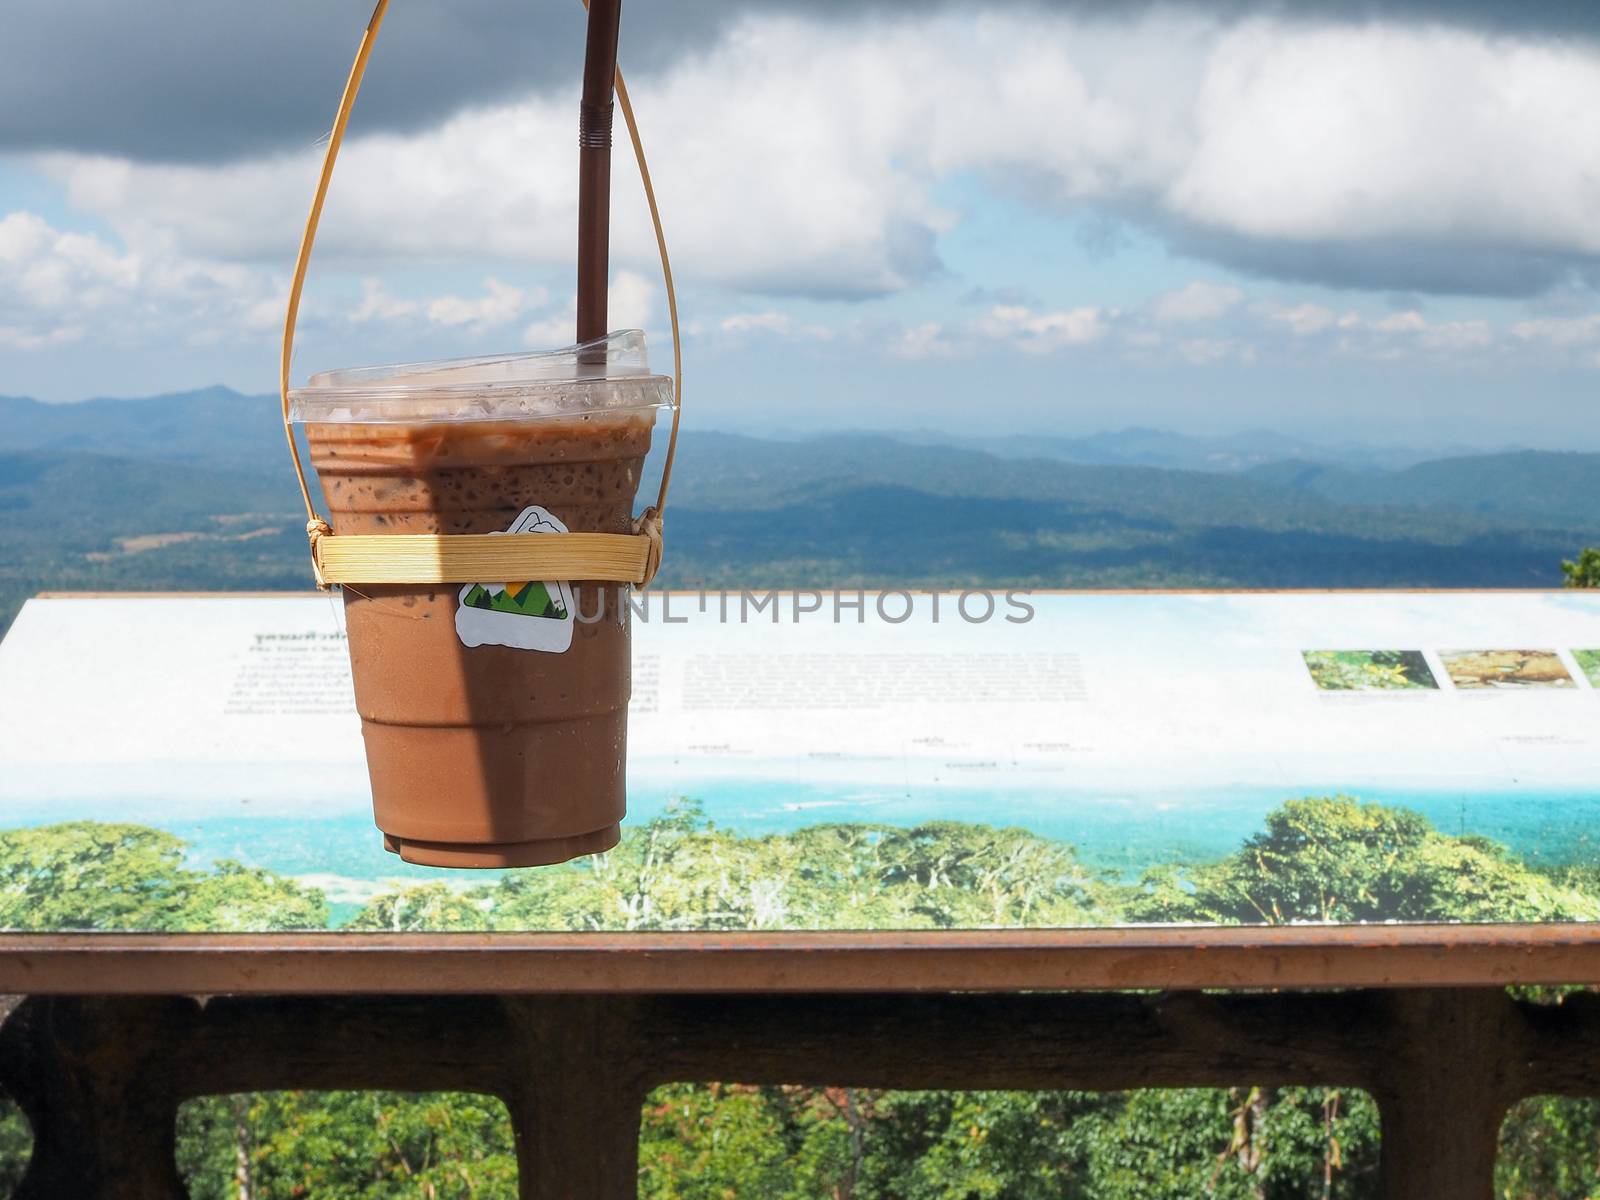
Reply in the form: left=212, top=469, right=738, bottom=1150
left=287, top=330, right=674, bottom=424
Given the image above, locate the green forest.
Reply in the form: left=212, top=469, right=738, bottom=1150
left=9, top=418, right=1600, bottom=637
left=2, top=797, right=1600, bottom=1196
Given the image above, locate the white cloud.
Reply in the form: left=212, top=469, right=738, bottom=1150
left=607, top=270, right=655, bottom=333
left=1151, top=281, right=1245, bottom=324
left=0, top=209, right=281, bottom=351
left=17, top=7, right=1600, bottom=386
left=1172, top=23, right=1600, bottom=258
left=721, top=311, right=795, bottom=336
left=514, top=271, right=655, bottom=348
left=974, top=304, right=1112, bottom=354
left=889, top=322, right=955, bottom=361
left=1512, top=314, right=1600, bottom=348
left=520, top=316, right=574, bottom=348
left=1127, top=295, right=1526, bottom=367
left=0, top=322, right=84, bottom=351
left=0, top=211, right=128, bottom=326
left=1280, top=307, right=1505, bottom=364
left=1373, top=311, right=1428, bottom=335
left=425, top=278, right=533, bottom=330
left=9, top=191, right=1598, bottom=380
left=718, top=310, right=834, bottom=341
left=889, top=304, right=1113, bottom=360
left=886, top=291, right=1539, bottom=369
left=1175, top=337, right=1255, bottom=366
left=35, top=8, right=1600, bottom=301
left=1266, top=304, right=1352, bottom=336
left=1417, top=320, right=1494, bottom=352
left=34, top=15, right=957, bottom=299
left=351, top=279, right=417, bottom=323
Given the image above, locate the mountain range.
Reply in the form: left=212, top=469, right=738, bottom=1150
left=0, top=389, right=1517, bottom=477
left=899, top=425, right=1485, bottom=473
left=1, top=387, right=1595, bottom=635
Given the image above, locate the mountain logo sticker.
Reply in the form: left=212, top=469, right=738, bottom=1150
left=455, top=505, right=576, bottom=652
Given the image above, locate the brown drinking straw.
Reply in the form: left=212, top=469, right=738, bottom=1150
left=279, top=0, right=681, bottom=590
left=577, top=0, right=622, bottom=347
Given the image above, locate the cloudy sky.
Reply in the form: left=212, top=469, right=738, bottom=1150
left=4, top=0, right=1600, bottom=446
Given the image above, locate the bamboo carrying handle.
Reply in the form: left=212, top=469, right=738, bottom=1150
left=280, top=0, right=682, bottom=589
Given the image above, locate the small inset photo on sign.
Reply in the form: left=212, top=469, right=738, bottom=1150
left=1302, top=650, right=1439, bottom=691
left=1574, top=649, right=1600, bottom=688
left=1439, top=650, right=1576, bottom=690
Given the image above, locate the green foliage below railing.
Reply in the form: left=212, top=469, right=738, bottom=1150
left=1, top=797, right=1599, bottom=1195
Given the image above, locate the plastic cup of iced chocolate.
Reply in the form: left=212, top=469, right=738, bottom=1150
left=288, top=331, right=674, bottom=868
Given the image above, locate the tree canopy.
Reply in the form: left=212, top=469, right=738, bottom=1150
left=1563, top=547, right=1600, bottom=587
left=2, top=797, right=1598, bottom=1196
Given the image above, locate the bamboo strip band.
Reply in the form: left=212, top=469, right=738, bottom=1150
left=282, top=0, right=680, bottom=590
left=311, top=529, right=656, bottom=587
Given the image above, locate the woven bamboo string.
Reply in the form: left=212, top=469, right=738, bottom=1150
left=280, top=0, right=680, bottom=589
left=315, top=531, right=651, bottom=587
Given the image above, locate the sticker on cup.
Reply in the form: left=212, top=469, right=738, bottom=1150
left=456, top=505, right=576, bottom=653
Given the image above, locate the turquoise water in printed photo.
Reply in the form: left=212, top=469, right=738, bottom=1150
left=159, top=776, right=1600, bottom=893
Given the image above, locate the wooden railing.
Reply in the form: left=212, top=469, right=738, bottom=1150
left=4, top=926, right=1600, bottom=1198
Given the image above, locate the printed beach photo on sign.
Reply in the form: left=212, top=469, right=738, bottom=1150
left=454, top=505, right=576, bottom=653
left=1302, top=650, right=1439, bottom=692
left=1575, top=650, right=1600, bottom=688
left=1439, top=649, right=1576, bottom=690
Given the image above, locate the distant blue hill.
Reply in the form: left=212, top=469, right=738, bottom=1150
left=897, top=424, right=1492, bottom=473
left=0, top=386, right=285, bottom=471
left=1248, top=452, right=1600, bottom=526
left=3, top=386, right=1597, bottom=527
left=0, top=386, right=1595, bottom=636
